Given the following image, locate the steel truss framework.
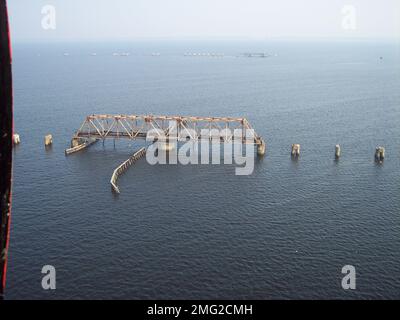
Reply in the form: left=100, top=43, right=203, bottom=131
left=72, top=114, right=265, bottom=145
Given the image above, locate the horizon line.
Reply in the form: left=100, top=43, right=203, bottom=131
left=11, top=35, right=400, bottom=44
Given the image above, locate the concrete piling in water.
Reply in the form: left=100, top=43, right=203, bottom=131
left=291, top=144, right=300, bottom=157
left=335, top=144, right=341, bottom=159
left=12, top=133, right=20, bottom=145
left=44, top=134, right=53, bottom=146
left=257, top=140, right=266, bottom=156
left=375, top=147, right=385, bottom=162
left=71, top=138, right=80, bottom=148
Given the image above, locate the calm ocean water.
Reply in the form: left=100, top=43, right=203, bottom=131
left=6, top=40, right=400, bottom=299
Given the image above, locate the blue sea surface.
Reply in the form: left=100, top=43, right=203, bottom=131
left=6, top=40, right=400, bottom=299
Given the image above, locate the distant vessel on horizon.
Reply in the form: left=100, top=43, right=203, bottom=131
left=241, top=52, right=270, bottom=58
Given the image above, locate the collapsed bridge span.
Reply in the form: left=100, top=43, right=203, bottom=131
left=65, top=114, right=266, bottom=193
left=67, top=114, right=266, bottom=155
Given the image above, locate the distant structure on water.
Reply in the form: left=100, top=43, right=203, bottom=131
left=241, top=52, right=271, bottom=58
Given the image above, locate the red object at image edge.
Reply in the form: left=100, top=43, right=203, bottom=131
left=0, top=0, right=13, bottom=299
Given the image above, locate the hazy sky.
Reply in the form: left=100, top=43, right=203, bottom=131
left=7, top=0, right=400, bottom=41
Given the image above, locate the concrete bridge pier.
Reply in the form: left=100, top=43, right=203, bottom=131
left=291, top=144, right=300, bottom=157
left=375, top=147, right=385, bottom=162
left=335, top=145, right=341, bottom=159
left=257, top=140, right=266, bottom=156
